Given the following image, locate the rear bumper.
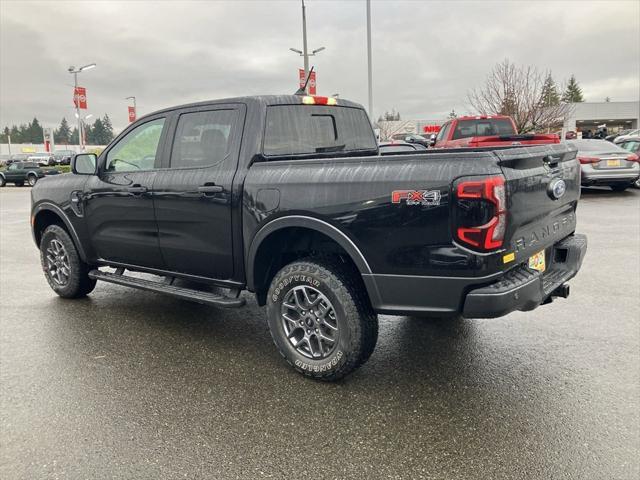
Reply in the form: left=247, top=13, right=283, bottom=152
left=581, top=163, right=640, bottom=185
left=363, top=234, right=587, bottom=318
left=462, top=234, right=587, bottom=318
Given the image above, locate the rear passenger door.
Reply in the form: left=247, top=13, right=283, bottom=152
left=153, top=105, right=245, bottom=280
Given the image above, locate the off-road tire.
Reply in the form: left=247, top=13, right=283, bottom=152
left=27, top=174, right=38, bottom=186
left=40, top=225, right=96, bottom=298
left=266, top=257, right=378, bottom=381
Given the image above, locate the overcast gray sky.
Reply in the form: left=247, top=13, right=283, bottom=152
left=1, top=0, right=639, bottom=131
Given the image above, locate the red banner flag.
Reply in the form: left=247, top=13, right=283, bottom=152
left=298, top=69, right=317, bottom=95
left=73, top=86, right=87, bottom=109
left=128, top=106, right=136, bottom=123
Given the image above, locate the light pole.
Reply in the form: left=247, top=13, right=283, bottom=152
left=125, top=96, right=137, bottom=122
left=68, top=63, right=96, bottom=151
left=366, top=0, right=373, bottom=120
left=290, top=0, right=324, bottom=93
left=75, top=113, right=93, bottom=146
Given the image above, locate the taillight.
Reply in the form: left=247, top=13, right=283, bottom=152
left=627, top=153, right=639, bottom=162
left=455, top=176, right=506, bottom=252
left=578, top=156, right=601, bottom=164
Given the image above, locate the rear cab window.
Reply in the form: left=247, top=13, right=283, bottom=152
left=263, top=105, right=377, bottom=157
left=452, top=118, right=516, bottom=140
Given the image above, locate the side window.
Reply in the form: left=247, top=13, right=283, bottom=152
left=106, top=118, right=165, bottom=172
left=8, top=163, right=18, bottom=171
left=170, top=109, right=237, bottom=169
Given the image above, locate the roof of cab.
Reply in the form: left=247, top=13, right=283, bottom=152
left=140, top=95, right=364, bottom=120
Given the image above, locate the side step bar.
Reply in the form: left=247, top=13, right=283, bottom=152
left=88, top=269, right=246, bottom=308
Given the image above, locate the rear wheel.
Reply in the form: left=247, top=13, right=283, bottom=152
left=40, top=225, right=96, bottom=298
left=27, top=174, right=38, bottom=186
left=266, top=257, right=378, bottom=381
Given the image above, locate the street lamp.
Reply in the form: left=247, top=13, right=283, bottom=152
left=290, top=0, right=325, bottom=93
left=68, top=63, right=96, bottom=151
left=75, top=113, right=93, bottom=146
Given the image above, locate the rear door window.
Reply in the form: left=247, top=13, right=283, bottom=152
left=170, top=109, right=238, bottom=169
left=263, top=105, right=376, bottom=156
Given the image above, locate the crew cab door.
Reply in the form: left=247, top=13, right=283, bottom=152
left=83, top=116, right=169, bottom=268
left=4, top=163, right=21, bottom=181
left=152, top=105, right=244, bottom=280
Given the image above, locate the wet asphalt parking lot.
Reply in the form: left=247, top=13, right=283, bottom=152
left=1, top=185, right=639, bottom=479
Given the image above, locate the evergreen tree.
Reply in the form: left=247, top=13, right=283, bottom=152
left=70, top=127, right=79, bottom=145
left=28, top=117, right=43, bottom=143
left=540, top=73, right=560, bottom=106
left=562, top=74, right=584, bottom=103
left=10, top=125, right=21, bottom=143
left=54, top=117, right=72, bottom=144
left=88, top=118, right=104, bottom=144
left=102, top=114, right=114, bottom=143
left=84, top=122, right=94, bottom=145
left=0, top=127, right=9, bottom=143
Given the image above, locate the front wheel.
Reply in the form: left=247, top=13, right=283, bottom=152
left=0, top=176, right=5, bottom=187
left=40, top=225, right=96, bottom=298
left=266, top=257, right=378, bottom=381
left=27, top=174, right=38, bottom=186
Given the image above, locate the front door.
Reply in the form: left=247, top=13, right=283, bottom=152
left=153, top=105, right=244, bottom=280
left=83, top=116, right=168, bottom=269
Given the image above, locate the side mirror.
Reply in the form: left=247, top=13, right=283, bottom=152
left=72, top=153, right=97, bottom=175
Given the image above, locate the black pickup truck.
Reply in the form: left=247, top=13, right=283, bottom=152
left=31, top=95, right=587, bottom=380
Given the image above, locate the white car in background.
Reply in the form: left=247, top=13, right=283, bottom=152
left=27, top=152, right=56, bottom=166
left=614, top=129, right=639, bottom=144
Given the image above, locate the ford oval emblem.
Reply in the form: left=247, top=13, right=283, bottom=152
left=549, top=178, right=566, bottom=200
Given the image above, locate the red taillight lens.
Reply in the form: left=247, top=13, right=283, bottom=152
left=455, top=176, right=506, bottom=251
left=578, top=156, right=601, bottom=164
left=627, top=153, right=639, bottom=162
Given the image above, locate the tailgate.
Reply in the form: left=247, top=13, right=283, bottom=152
left=497, top=144, right=580, bottom=263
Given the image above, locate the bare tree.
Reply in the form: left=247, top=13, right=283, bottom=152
left=467, top=59, right=573, bottom=133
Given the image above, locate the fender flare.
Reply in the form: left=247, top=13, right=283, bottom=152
left=26, top=171, right=39, bottom=180
left=246, top=215, right=372, bottom=290
left=32, top=202, right=88, bottom=262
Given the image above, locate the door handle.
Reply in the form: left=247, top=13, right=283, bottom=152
left=198, top=184, right=223, bottom=195
left=127, top=185, right=147, bottom=195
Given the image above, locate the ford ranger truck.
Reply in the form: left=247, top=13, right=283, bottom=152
left=433, top=115, right=559, bottom=149
left=30, top=95, right=587, bottom=381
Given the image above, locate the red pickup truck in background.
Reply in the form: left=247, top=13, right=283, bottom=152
left=432, top=115, right=559, bottom=148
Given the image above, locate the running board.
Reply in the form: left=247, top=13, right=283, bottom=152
left=88, top=269, right=246, bottom=308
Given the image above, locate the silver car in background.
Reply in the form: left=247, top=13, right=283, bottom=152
left=567, top=139, right=640, bottom=192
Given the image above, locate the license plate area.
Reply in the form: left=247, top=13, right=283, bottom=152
left=528, top=250, right=546, bottom=272
left=606, top=159, right=621, bottom=167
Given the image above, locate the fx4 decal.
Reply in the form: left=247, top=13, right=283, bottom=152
left=391, top=190, right=442, bottom=206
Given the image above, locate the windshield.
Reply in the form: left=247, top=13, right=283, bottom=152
left=619, top=140, right=640, bottom=153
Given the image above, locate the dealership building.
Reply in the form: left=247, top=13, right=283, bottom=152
left=564, top=101, right=639, bottom=134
